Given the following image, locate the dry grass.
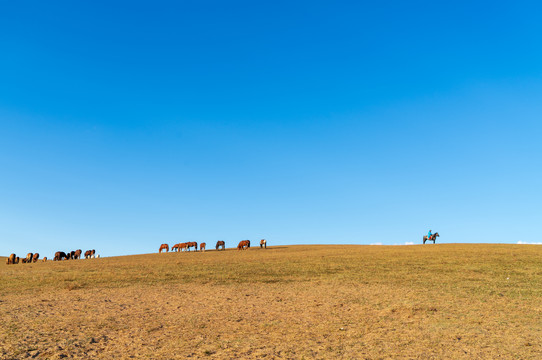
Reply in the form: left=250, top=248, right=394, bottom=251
left=1, top=244, right=541, bottom=359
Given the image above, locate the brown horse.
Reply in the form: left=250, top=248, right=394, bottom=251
left=200, top=243, right=206, bottom=252
left=159, top=244, right=169, bottom=253
left=216, top=241, right=225, bottom=251
left=179, top=243, right=188, bottom=252
left=6, top=253, right=16, bottom=265
left=187, top=242, right=198, bottom=251
left=171, top=243, right=181, bottom=252
left=32, top=253, right=39, bottom=263
left=74, top=249, right=82, bottom=259
left=84, top=250, right=95, bottom=259
left=42, top=257, right=47, bottom=262
left=237, top=240, right=250, bottom=250
left=55, top=251, right=67, bottom=261
left=25, top=253, right=33, bottom=263
left=423, top=232, right=439, bottom=244
left=260, top=239, right=267, bottom=249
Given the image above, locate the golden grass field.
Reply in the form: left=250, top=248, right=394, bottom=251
left=1, top=244, right=541, bottom=359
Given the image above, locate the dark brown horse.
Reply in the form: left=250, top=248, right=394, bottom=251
left=32, top=253, right=39, bottom=263
left=423, top=232, right=439, bottom=244
left=54, top=251, right=67, bottom=261
left=159, top=244, right=169, bottom=253
left=6, top=253, right=16, bottom=265
left=25, top=253, right=33, bottom=263
left=216, top=241, right=225, bottom=251
left=237, top=240, right=250, bottom=250
left=74, top=249, right=82, bottom=259
left=200, top=243, right=206, bottom=252
left=84, top=249, right=96, bottom=259
left=260, top=239, right=267, bottom=249
left=187, top=242, right=198, bottom=251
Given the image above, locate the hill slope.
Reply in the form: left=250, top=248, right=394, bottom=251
left=1, top=244, right=541, bottom=358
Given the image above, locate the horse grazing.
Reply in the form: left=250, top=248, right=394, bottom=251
left=200, top=243, right=206, bottom=252
left=216, top=241, right=225, bottom=251
left=42, top=257, right=47, bottom=262
left=74, top=249, right=82, bottom=259
left=6, top=253, right=16, bottom=265
left=186, top=242, right=198, bottom=251
left=423, top=232, right=440, bottom=244
left=84, top=249, right=96, bottom=259
left=32, top=253, right=39, bottom=263
left=25, top=253, right=33, bottom=264
left=260, top=239, right=267, bottom=249
left=179, top=243, right=188, bottom=252
left=237, top=240, right=250, bottom=250
left=55, top=251, right=67, bottom=261
left=171, top=243, right=181, bottom=252
left=65, top=252, right=72, bottom=260
left=159, top=244, right=169, bottom=253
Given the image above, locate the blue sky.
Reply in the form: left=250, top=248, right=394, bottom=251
left=1, top=1, right=542, bottom=257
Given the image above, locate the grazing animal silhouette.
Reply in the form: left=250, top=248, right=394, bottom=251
left=200, top=243, right=206, bottom=252
left=159, top=244, right=169, bottom=253
left=42, top=257, right=47, bottom=262
left=7, top=253, right=16, bottom=265
left=55, top=252, right=67, bottom=261
left=84, top=250, right=95, bottom=259
left=216, top=241, right=225, bottom=251
left=237, top=240, right=250, bottom=250
left=423, top=232, right=440, bottom=244
left=186, top=242, right=198, bottom=251
left=32, top=253, right=39, bottom=263
left=179, top=243, right=188, bottom=252
left=171, top=243, right=181, bottom=252
left=260, top=239, right=267, bottom=249
left=25, top=253, right=33, bottom=263
left=74, top=249, right=82, bottom=259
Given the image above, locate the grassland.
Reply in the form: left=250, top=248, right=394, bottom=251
left=1, top=244, right=541, bottom=359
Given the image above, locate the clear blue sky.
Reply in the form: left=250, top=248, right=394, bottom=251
left=1, top=1, right=542, bottom=257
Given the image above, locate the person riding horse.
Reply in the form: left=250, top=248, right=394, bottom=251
left=423, top=230, right=439, bottom=244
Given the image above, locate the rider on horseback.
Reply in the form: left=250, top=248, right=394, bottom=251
left=428, top=230, right=432, bottom=240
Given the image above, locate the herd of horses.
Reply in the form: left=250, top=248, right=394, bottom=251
left=5, top=249, right=98, bottom=265
left=159, top=239, right=267, bottom=253
left=6, top=234, right=439, bottom=265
